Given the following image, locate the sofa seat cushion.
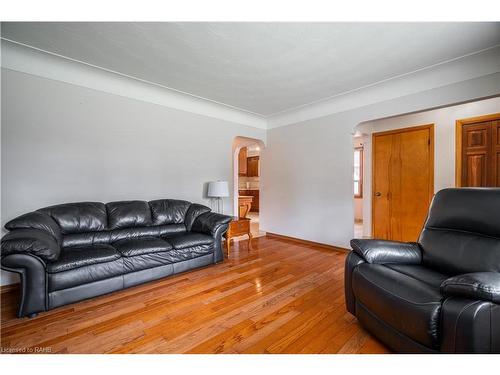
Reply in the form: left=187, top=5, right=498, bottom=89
left=113, top=237, right=173, bottom=257
left=47, top=245, right=121, bottom=273
left=352, top=263, right=444, bottom=349
left=123, top=249, right=193, bottom=272
left=167, top=232, right=214, bottom=250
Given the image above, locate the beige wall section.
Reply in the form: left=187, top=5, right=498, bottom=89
left=0, top=68, right=266, bottom=285
left=356, top=96, right=500, bottom=237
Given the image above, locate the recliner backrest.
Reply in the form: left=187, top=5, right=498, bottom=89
left=418, top=188, right=500, bottom=274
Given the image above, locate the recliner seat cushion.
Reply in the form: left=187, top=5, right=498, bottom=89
left=47, top=245, right=121, bottom=273
left=352, top=263, right=443, bottom=349
left=385, top=264, right=449, bottom=288
left=113, top=237, right=173, bottom=257
left=167, top=232, right=214, bottom=250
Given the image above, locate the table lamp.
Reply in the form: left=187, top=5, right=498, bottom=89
left=207, top=181, right=229, bottom=213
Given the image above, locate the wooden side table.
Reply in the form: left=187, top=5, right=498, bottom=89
left=224, top=216, right=252, bottom=257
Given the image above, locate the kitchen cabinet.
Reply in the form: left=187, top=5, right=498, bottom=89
left=239, top=189, right=259, bottom=212
left=238, top=147, right=247, bottom=176
left=247, top=156, right=259, bottom=177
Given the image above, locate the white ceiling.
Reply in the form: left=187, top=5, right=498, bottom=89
left=2, top=22, right=500, bottom=116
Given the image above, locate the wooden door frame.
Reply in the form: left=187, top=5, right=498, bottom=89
left=455, top=113, right=500, bottom=187
left=371, top=123, right=435, bottom=238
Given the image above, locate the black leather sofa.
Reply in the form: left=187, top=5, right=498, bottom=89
left=345, top=188, right=500, bottom=353
left=1, top=199, right=232, bottom=318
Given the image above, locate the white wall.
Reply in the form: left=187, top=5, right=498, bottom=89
left=356, top=97, right=500, bottom=237
left=0, top=68, right=265, bottom=285
left=260, top=72, right=500, bottom=249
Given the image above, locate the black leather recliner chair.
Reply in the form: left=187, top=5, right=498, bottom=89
left=345, top=188, right=500, bottom=353
left=1, top=199, right=231, bottom=318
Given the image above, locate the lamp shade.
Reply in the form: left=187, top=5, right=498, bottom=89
left=207, top=181, right=229, bottom=198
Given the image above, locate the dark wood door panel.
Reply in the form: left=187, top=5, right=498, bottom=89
left=493, top=121, right=500, bottom=187
left=461, top=122, right=492, bottom=187
left=464, top=153, right=488, bottom=187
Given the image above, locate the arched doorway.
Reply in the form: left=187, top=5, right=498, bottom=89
left=232, top=136, right=266, bottom=239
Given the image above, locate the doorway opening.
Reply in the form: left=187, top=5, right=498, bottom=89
left=353, top=132, right=366, bottom=239
left=232, top=137, right=266, bottom=241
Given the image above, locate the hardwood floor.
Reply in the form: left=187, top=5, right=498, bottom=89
left=0, top=235, right=390, bottom=354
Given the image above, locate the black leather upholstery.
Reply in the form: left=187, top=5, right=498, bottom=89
left=107, top=201, right=152, bottom=230
left=350, top=239, right=422, bottom=264
left=1, top=228, right=61, bottom=262
left=113, top=237, right=172, bottom=256
left=40, top=202, right=107, bottom=234
left=149, top=199, right=191, bottom=225
left=184, top=204, right=211, bottom=231
left=1, top=198, right=231, bottom=318
left=168, top=232, right=214, bottom=249
left=345, top=188, right=500, bottom=353
left=192, top=212, right=233, bottom=236
left=353, top=264, right=443, bottom=349
left=5, top=211, right=62, bottom=245
left=419, top=188, right=500, bottom=274
left=441, top=272, right=500, bottom=303
left=47, top=245, right=121, bottom=273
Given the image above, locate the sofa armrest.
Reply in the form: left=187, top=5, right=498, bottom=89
left=191, top=212, right=232, bottom=236
left=1, top=229, right=60, bottom=262
left=1, top=253, right=48, bottom=317
left=350, top=239, right=422, bottom=265
left=441, top=272, right=500, bottom=304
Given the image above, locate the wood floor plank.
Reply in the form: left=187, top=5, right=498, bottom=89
left=0, top=236, right=390, bottom=354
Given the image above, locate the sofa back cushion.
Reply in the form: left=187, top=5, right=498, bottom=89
left=106, top=201, right=152, bottom=230
left=3, top=199, right=212, bottom=250
left=61, top=224, right=186, bottom=248
left=149, top=199, right=191, bottom=225
left=39, top=202, right=107, bottom=235
left=419, top=188, right=500, bottom=274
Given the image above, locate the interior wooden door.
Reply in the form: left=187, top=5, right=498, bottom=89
left=493, top=120, right=500, bottom=186
left=456, top=114, right=500, bottom=187
left=461, top=122, right=492, bottom=186
left=372, top=125, right=434, bottom=242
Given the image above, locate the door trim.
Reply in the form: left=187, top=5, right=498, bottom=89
left=455, top=113, right=500, bottom=187
left=371, top=123, right=435, bottom=239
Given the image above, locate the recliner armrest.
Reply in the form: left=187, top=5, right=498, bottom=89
left=1, top=228, right=60, bottom=263
left=441, top=272, right=500, bottom=304
left=350, top=239, right=422, bottom=265
left=191, top=212, right=232, bottom=236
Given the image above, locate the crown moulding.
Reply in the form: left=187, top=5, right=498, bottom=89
left=2, top=39, right=500, bottom=130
